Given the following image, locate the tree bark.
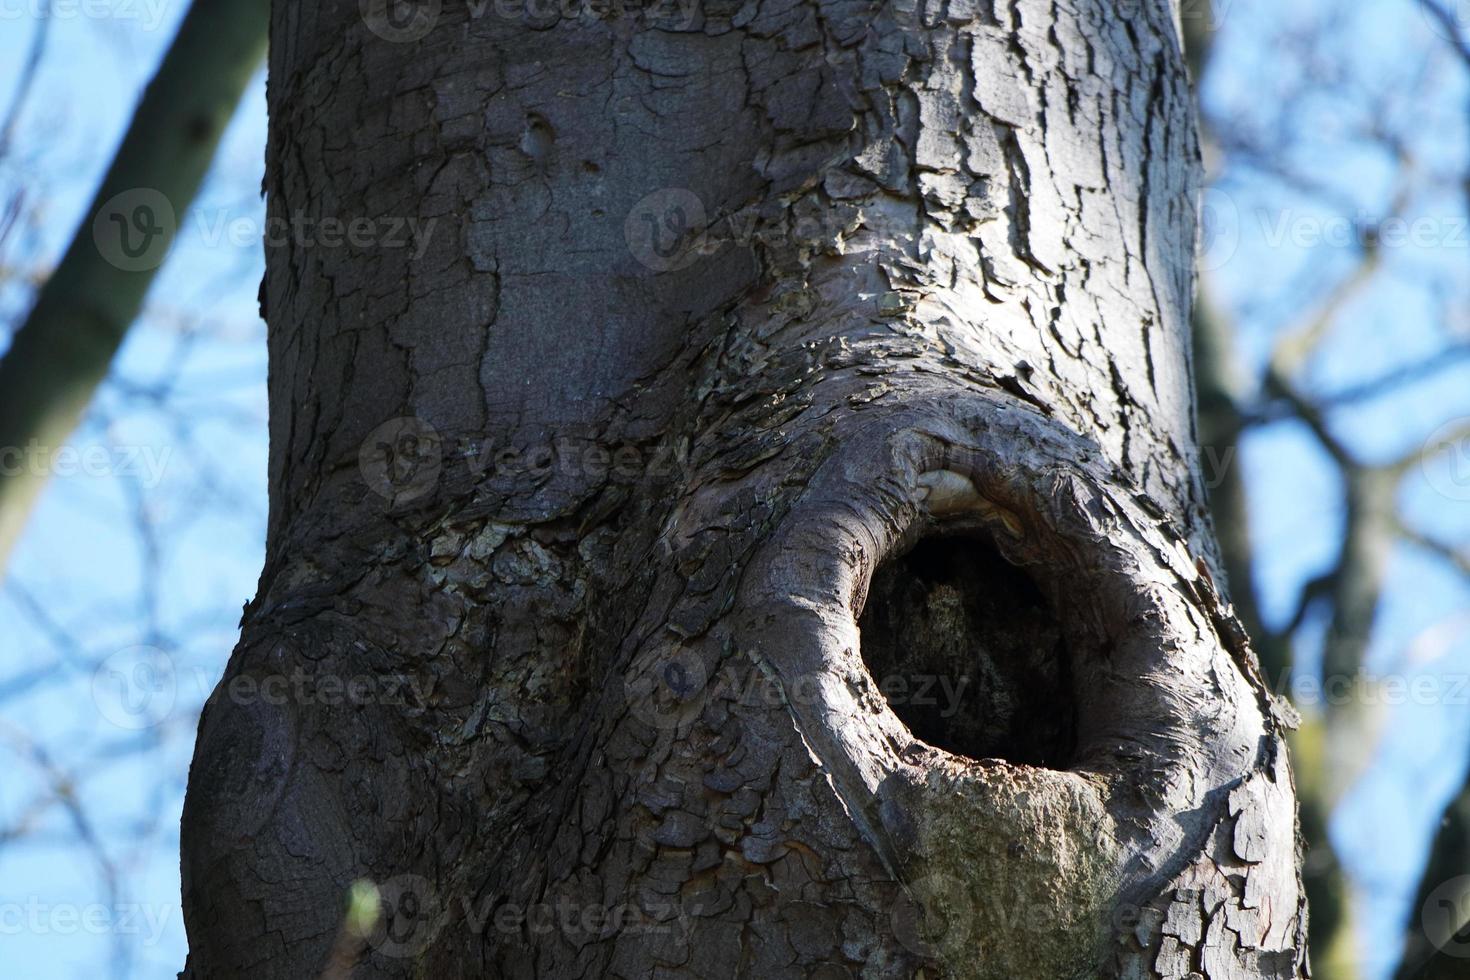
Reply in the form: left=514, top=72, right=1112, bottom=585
left=180, top=0, right=1308, bottom=976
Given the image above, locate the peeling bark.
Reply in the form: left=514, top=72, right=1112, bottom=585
left=181, top=0, right=1308, bottom=976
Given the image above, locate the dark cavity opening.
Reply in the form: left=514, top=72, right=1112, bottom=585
left=857, top=534, right=1076, bottom=768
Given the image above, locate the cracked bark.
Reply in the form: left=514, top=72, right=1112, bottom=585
left=180, top=0, right=1308, bottom=976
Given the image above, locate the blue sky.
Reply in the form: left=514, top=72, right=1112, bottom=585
left=0, top=6, right=267, bottom=977
left=1205, top=0, right=1470, bottom=972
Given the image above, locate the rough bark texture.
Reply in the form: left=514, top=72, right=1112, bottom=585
left=181, top=0, right=1308, bottom=976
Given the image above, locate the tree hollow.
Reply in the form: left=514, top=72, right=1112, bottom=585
left=857, top=532, right=1077, bottom=769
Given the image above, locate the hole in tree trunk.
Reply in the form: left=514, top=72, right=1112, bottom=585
left=857, top=533, right=1077, bottom=768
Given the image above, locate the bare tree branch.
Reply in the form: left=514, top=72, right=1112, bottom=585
left=0, top=0, right=266, bottom=577
left=0, top=0, right=51, bottom=163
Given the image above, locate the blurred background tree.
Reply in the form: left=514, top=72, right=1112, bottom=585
left=1186, top=1, right=1470, bottom=975
left=0, top=3, right=267, bottom=977
left=0, top=0, right=1467, bottom=977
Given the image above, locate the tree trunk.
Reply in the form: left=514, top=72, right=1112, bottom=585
left=180, top=0, right=1308, bottom=976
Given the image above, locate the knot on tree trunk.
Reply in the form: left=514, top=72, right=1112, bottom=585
left=693, top=390, right=1293, bottom=978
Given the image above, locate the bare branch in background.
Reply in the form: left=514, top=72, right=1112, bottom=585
left=1419, top=0, right=1470, bottom=65
left=0, top=0, right=51, bottom=163
left=0, top=0, right=267, bottom=577
left=1191, top=1, right=1470, bottom=975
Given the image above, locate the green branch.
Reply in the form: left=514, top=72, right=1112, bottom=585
left=0, top=0, right=268, bottom=576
